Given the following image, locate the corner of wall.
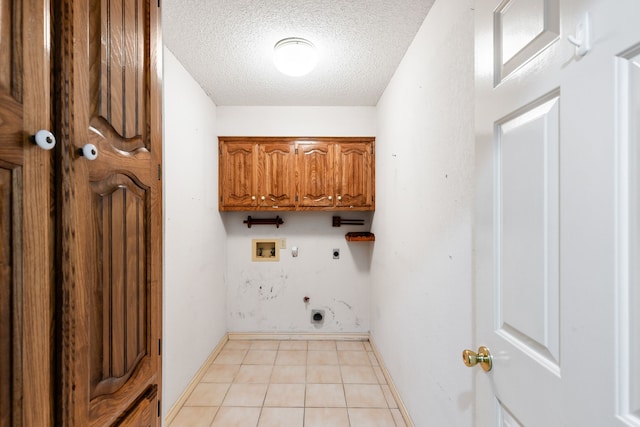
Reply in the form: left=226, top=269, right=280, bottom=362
left=162, top=48, right=227, bottom=416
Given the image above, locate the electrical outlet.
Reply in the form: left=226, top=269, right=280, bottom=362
left=333, top=248, right=340, bottom=259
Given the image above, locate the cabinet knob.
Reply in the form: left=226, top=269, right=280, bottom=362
left=328, top=196, right=333, bottom=201
left=261, top=196, right=266, bottom=201
left=337, top=195, right=342, bottom=201
left=31, top=129, right=56, bottom=150
left=79, top=143, right=98, bottom=160
left=252, top=196, right=256, bottom=201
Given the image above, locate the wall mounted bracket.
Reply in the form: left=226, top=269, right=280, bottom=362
left=332, top=216, right=365, bottom=227
left=243, top=215, right=284, bottom=228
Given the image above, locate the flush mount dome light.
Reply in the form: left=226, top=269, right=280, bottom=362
left=273, top=37, right=317, bottom=77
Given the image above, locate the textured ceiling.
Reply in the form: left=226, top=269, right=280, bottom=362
left=162, top=0, right=435, bottom=106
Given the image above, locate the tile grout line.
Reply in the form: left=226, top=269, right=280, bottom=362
left=171, top=337, right=404, bottom=427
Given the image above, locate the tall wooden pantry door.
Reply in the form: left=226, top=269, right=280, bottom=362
left=0, top=0, right=54, bottom=425
left=55, top=0, right=163, bottom=426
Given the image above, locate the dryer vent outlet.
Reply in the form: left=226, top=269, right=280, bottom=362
left=311, top=309, right=325, bottom=324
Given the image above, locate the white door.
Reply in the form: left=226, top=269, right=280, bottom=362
left=474, top=0, right=640, bottom=425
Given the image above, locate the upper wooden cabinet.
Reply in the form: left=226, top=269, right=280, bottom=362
left=219, top=137, right=375, bottom=211
left=220, top=140, right=296, bottom=209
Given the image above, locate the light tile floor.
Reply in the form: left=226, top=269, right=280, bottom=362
left=169, top=339, right=408, bottom=427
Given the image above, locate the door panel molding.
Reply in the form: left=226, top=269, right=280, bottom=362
left=497, top=399, right=524, bottom=427
left=494, top=91, right=560, bottom=374
left=96, top=0, right=147, bottom=142
left=0, top=162, right=23, bottom=427
left=90, top=175, right=150, bottom=399
left=616, top=43, right=640, bottom=424
left=0, top=0, right=23, bottom=102
left=494, top=0, right=559, bottom=85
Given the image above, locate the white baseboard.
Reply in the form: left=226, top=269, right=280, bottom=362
left=228, top=332, right=370, bottom=341
left=163, top=333, right=229, bottom=426
left=368, top=336, right=415, bottom=427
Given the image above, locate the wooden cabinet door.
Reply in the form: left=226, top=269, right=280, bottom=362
left=0, top=1, right=53, bottom=426
left=219, top=142, right=257, bottom=209
left=55, top=1, right=163, bottom=426
left=296, top=141, right=335, bottom=208
left=335, top=141, right=374, bottom=209
left=257, top=143, right=296, bottom=208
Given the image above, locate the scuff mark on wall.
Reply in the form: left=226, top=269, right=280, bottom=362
left=232, top=310, right=256, bottom=319
left=227, top=239, right=369, bottom=333
left=335, top=299, right=354, bottom=310
left=256, top=270, right=288, bottom=301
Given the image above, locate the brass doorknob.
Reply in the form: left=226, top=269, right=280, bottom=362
left=462, top=346, right=492, bottom=372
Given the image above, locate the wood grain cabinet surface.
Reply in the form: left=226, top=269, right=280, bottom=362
left=219, top=137, right=375, bottom=212
left=0, top=1, right=164, bottom=426
left=55, top=1, right=164, bottom=425
left=219, top=140, right=296, bottom=209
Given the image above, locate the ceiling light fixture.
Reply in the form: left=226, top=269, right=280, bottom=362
left=273, top=37, right=317, bottom=77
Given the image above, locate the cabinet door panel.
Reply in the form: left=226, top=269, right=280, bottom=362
left=297, top=142, right=335, bottom=207
left=258, top=143, right=295, bottom=208
left=0, top=1, right=53, bottom=425
left=336, top=142, right=374, bottom=209
left=220, top=142, right=256, bottom=208
left=56, top=0, right=163, bottom=425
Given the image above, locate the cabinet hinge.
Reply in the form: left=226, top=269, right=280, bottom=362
left=295, top=148, right=298, bottom=154
left=158, top=338, right=162, bottom=355
left=295, top=195, right=298, bottom=202
left=157, top=400, right=161, bottom=417
left=157, top=0, right=161, bottom=7
left=157, top=164, right=162, bottom=180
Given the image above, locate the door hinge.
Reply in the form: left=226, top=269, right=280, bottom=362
left=158, top=338, right=162, bottom=355
left=157, top=164, right=162, bottom=180
left=157, top=0, right=161, bottom=7
left=157, top=400, right=161, bottom=417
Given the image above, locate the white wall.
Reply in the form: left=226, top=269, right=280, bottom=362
left=218, top=107, right=376, bottom=333
left=162, top=47, right=227, bottom=417
left=371, top=1, right=475, bottom=426
left=217, top=106, right=376, bottom=137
